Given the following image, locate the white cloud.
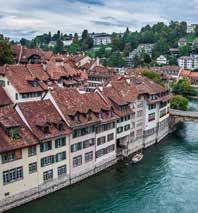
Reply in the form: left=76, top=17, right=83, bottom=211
left=0, top=0, right=197, bottom=40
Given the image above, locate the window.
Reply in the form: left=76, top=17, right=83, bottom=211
left=71, top=142, right=82, bottom=153
left=15, top=93, right=18, bottom=100
left=137, top=110, right=143, bottom=117
left=21, top=92, right=42, bottom=99
left=41, top=155, right=54, bottom=167
left=96, top=122, right=115, bottom=133
left=55, top=137, right=66, bottom=148
left=124, top=124, right=130, bottom=131
left=0, top=80, right=5, bottom=87
left=28, top=145, right=37, bottom=157
left=96, top=145, right=115, bottom=158
left=137, top=101, right=143, bottom=108
left=97, top=136, right=106, bottom=146
left=2, top=152, right=15, bottom=163
left=117, top=117, right=124, bottom=123
left=3, top=167, right=23, bottom=185
left=83, top=138, right=95, bottom=148
left=29, top=162, right=37, bottom=174
left=148, top=113, right=155, bottom=122
left=107, top=133, right=114, bottom=142
left=124, top=115, right=131, bottom=121
left=55, top=152, right=66, bottom=162
left=144, top=128, right=155, bottom=137
left=40, top=141, right=52, bottom=152
left=73, top=125, right=95, bottom=138
left=73, top=155, right=82, bottom=168
left=148, top=104, right=156, bottom=110
left=57, top=165, right=67, bottom=178
left=43, top=170, right=53, bottom=183
left=85, top=151, right=93, bottom=163
left=117, top=127, right=123, bottom=134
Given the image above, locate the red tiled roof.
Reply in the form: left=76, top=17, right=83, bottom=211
left=103, top=80, right=138, bottom=105
left=180, top=70, right=191, bottom=78
left=131, top=76, right=167, bottom=95
left=0, top=87, right=12, bottom=107
left=0, top=105, right=37, bottom=153
left=18, top=100, right=71, bottom=140
left=189, top=72, right=198, bottom=79
left=46, top=62, right=67, bottom=80
left=27, top=64, right=49, bottom=81
left=50, top=88, right=113, bottom=127
left=5, top=64, right=47, bottom=93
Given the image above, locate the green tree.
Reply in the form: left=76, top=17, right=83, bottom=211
left=171, top=78, right=191, bottom=96
left=54, top=39, right=64, bottom=53
left=170, top=95, right=188, bottom=111
left=142, top=70, right=164, bottom=85
left=179, top=45, right=191, bottom=56
left=0, top=37, right=13, bottom=65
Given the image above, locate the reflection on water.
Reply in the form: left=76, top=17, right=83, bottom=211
left=9, top=102, right=198, bottom=213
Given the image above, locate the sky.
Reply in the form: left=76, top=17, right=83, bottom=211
left=0, top=0, right=198, bottom=40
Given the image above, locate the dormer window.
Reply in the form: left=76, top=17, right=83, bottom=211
left=42, top=125, right=49, bottom=134
left=7, top=127, right=20, bottom=140
left=29, top=80, right=39, bottom=87
left=74, top=113, right=80, bottom=122
left=57, top=122, right=64, bottom=131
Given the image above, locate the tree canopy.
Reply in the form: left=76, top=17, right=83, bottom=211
left=170, top=95, right=188, bottom=111
left=0, top=36, right=13, bottom=65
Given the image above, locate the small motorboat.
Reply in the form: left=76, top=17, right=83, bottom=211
left=131, top=153, right=143, bottom=163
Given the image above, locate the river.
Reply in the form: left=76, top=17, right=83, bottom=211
left=9, top=103, right=198, bottom=213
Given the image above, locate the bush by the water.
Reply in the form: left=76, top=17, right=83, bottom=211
left=170, top=95, right=188, bottom=111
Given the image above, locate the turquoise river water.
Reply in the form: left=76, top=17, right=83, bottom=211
left=9, top=102, right=198, bottom=213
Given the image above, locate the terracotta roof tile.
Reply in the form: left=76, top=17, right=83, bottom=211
left=18, top=100, right=71, bottom=140
left=27, top=64, right=49, bottom=81
left=5, top=65, right=47, bottom=93
left=50, top=88, right=113, bottom=127
left=0, top=105, right=37, bottom=153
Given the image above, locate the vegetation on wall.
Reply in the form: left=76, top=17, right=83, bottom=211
left=170, top=95, right=188, bottom=111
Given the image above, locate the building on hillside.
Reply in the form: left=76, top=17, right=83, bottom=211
left=178, top=38, right=187, bottom=47
left=156, top=55, right=167, bottom=65
left=187, top=24, right=197, bottom=34
left=127, top=43, right=154, bottom=67
left=92, top=33, right=112, bottom=46
left=179, top=69, right=198, bottom=88
left=151, top=66, right=182, bottom=81
left=178, top=55, right=198, bottom=70
left=0, top=86, right=12, bottom=107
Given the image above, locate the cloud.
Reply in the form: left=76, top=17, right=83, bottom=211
left=0, top=0, right=197, bottom=40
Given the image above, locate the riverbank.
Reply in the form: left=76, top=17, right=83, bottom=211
left=9, top=121, right=198, bottom=213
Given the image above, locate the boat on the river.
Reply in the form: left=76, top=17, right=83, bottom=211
left=131, top=153, right=143, bottom=163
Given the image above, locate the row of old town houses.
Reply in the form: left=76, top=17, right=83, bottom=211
left=0, top=45, right=173, bottom=212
